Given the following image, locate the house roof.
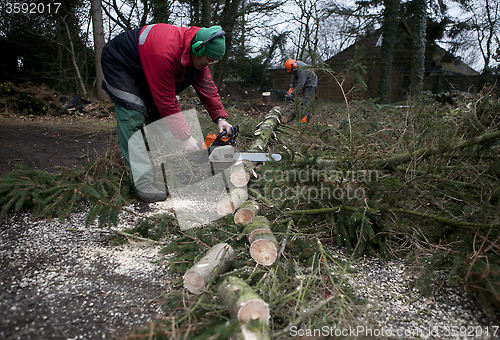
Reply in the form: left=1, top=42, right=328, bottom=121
left=326, top=31, right=478, bottom=76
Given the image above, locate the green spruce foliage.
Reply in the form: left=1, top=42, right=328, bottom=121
left=0, top=144, right=128, bottom=226
left=1, top=88, right=500, bottom=335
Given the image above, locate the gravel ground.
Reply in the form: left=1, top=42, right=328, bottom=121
left=343, top=253, right=499, bottom=339
left=0, top=205, right=170, bottom=340
left=1, top=205, right=498, bottom=340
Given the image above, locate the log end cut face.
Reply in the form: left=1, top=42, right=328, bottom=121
left=250, top=239, right=277, bottom=266
left=238, top=299, right=270, bottom=323
left=183, top=270, right=204, bottom=294
left=217, top=188, right=248, bottom=216
left=217, top=199, right=235, bottom=216
left=230, top=169, right=250, bottom=187
left=234, top=209, right=256, bottom=225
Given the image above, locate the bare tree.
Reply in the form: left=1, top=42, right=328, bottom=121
left=448, top=0, right=500, bottom=72
left=101, top=0, right=152, bottom=33
left=91, top=0, right=108, bottom=100
left=62, top=16, right=87, bottom=98
left=178, top=0, right=284, bottom=85
left=290, top=0, right=329, bottom=64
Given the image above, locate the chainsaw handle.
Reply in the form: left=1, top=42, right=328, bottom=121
left=212, top=124, right=239, bottom=147
left=231, top=124, right=239, bottom=140
left=212, top=130, right=228, bottom=146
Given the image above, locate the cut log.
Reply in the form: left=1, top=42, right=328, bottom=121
left=217, top=188, right=248, bottom=216
left=281, top=99, right=295, bottom=123
left=243, top=216, right=271, bottom=244
left=249, top=236, right=278, bottom=267
left=230, top=161, right=251, bottom=187
left=234, top=200, right=259, bottom=225
left=244, top=216, right=278, bottom=266
left=218, top=276, right=270, bottom=323
left=183, top=243, right=235, bottom=295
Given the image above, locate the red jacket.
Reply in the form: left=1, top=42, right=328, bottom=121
left=138, top=24, right=227, bottom=130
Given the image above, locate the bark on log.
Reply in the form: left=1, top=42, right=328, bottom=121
left=218, top=276, right=270, bottom=323
left=244, top=216, right=272, bottom=244
left=217, top=188, right=249, bottom=216
left=244, top=216, right=278, bottom=266
left=241, top=107, right=282, bottom=172
left=249, top=107, right=281, bottom=153
left=234, top=201, right=259, bottom=225
left=184, top=243, right=235, bottom=295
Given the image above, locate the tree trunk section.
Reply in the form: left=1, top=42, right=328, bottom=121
left=91, top=0, right=108, bottom=101
left=184, top=243, right=235, bottom=295
left=242, top=107, right=282, bottom=173
left=234, top=200, right=259, bottom=225
left=410, top=0, right=427, bottom=97
left=230, top=161, right=250, bottom=187
left=249, top=107, right=281, bottom=153
left=217, top=188, right=248, bottom=216
left=244, top=216, right=278, bottom=266
left=377, top=0, right=400, bottom=103
left=218, top=276, right=270, bottom=323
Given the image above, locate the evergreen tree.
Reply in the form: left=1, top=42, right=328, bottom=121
left=377, top=0, right=400, bottom=103
left=151, top=0, right=174, bottom=24
left=410, top=0, right=427, bottom=97
left=0, top=0, right=92, bottom=93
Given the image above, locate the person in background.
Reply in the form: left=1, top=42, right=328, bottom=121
left=285, top=59, right=318, bottom=123
left=101, top=24, right=232, bottom=203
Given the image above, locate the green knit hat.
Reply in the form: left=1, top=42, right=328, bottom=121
left=193, top=26, right=226, bottom=60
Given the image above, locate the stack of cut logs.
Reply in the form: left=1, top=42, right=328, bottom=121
left=183, top=198, right=276, bottom=339
left=183, top=107, right=282, bottom=340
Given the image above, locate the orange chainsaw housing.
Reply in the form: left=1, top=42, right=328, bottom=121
left=202, top=133, right=231, bottom=149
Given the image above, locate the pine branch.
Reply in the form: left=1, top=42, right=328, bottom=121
left=390, top=208, right=500, bottom=229
left=378, top=129, right=500, bottom=170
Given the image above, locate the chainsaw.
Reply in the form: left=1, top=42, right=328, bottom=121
left=190, top=124, right=282, bottom=163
